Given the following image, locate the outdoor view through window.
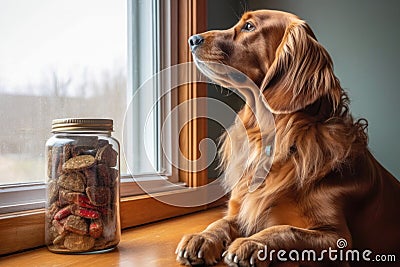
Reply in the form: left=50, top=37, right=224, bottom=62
left=0, top=0, right=127, bottom=185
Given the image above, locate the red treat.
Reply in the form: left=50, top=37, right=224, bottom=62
left=66, top=192, right=98, bottom=209
left=76, top=199, right=98, bottom=210
left=54, top=205, right=72, bottom=220
left=73, top=207, right=100, bottom=219
left=89, top=219, right=103, bottom=239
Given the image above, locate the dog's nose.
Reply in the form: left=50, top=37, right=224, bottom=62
left=188, top=34, right=204, bottom=51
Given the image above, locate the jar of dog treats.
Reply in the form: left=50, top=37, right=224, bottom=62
left=45, top=118, right=121, bottom=253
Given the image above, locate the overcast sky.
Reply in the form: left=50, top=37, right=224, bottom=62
left=0, top=0, right=126, bottom=96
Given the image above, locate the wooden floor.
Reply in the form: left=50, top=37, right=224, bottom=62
left=0, top=207, right=226, bottom=267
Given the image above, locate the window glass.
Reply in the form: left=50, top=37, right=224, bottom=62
left=0, top=0, right=127, bottom=185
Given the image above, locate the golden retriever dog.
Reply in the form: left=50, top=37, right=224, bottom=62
left=176, top=10, right=400, bottom=267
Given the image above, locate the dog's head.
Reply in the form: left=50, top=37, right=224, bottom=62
left=189, top=10, right=341, bottom=114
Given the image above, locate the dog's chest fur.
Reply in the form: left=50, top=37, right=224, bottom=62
left=232, top=171, right=309, bottom=236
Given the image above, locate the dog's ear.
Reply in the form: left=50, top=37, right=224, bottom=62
left=261, top=21, right=341, bottom=114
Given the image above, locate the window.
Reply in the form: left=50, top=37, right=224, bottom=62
left=0, top=0, right=217, bottom=255
left=125, top=0, right=172, bottom=177
left=0, top=0, right=127, bottom=213
left=124, top=0, right=221, bottom=199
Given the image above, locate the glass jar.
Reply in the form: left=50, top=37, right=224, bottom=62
left=45, top=118, right=121, bottom=253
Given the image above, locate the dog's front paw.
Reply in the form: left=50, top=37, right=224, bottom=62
left=176, top=233, right=226, bottom=266
left=224, top=238, right=269, bottom=267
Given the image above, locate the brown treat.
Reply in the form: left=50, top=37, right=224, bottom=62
left=47, top=180, right=59, bottom=203
left=46, top=202, right=59, bottom=220
left=97, top=164, right=111, bottom=187
left=48, top=147, right=65, bottom=178
left=106, top=238, right=120, bottom=248
left=108, top=168, right=119, bottom=187
left=59, top=189, right=72, bottom=206
left=86, top=186, right=111, bottom=206
left=63, top=192, right=82, bottom=203
left=84, top=166, right=98, bottom=187
left=64, top=233, right=95, bottom=251
left=102, top=217, right=117, bottom=242
left=95, top=145, right=118, bottom=167
left=55, top=154, right=64, bottom=177
left=97, top=139, right=109, bottom=148
left=89, top=219, right=103, bottom=239
left=62, top=155, right=96, bottom=172
left=59, top=217, right=68, bottom=226
left=47, top=225, right=58, bottom=244
left=110, top=189, right=116, bottom=205
left=50, top=145, right=62, bottom=160
left=57, top=172, right=85, bottom=192
left=72, top=136, right=99, bottom=147
left=63, top=144, right=72, bottom=161
left=53, top=233, right=67, bottom=246
left=52, top=219, right=66, bottom=235
left=47, top=148, right=53, bottom=178
left=97, top=206, right=110, bottom=216
left=64, top=215, right=88, bottom=235
left=72, top=146, right=97, bottom=157
left=102, top=210, right=116, bottom=221
left=93, top=238, right=108, bottom=250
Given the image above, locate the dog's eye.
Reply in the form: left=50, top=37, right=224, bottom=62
left=241, top=22, right=255, bottom=32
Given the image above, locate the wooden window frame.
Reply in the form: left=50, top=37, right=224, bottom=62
left=0, top=0, right=229, bottom=256
left=177, top=0, right=208, bottom=187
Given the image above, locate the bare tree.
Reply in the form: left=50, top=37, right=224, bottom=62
left=50, top=69, right=72, bottom=97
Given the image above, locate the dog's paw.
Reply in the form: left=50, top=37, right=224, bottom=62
left=176, top=233, right=226, bottom=266
left=224, top=238, right=269, bottom=267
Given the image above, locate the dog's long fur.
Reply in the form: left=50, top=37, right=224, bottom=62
left=177, top=10, right=400, bottom=267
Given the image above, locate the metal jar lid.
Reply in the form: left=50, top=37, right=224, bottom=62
left=52, top=118, right=114, bottom=133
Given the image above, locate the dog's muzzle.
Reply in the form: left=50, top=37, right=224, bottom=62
left=188, top=34, right=204, bottom=51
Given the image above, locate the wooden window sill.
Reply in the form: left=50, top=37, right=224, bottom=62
left=0, top=190, right=228, bottom=255
left=1, top=207, right=226, bottom=267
